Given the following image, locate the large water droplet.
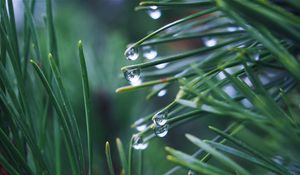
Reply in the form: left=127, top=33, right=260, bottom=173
left=142, top=45, right=157, bottom=60
left=147, top=6, right=161, bottom=20
left=132, top=134, right=148, bottom=150
left=154, top=124, right=169, bottom=137
left=155, top=63, right=168, bottom=69
left=203, top=37, right=217, bottom=47
left=125, top=47, right=139, bottom=61
left=157, top=89, right=167, bottom=97
left=124, top=68, right=141, bottom=84
left=152, top=111, right=168, bottom=126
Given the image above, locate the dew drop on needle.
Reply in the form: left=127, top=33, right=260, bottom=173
left=142, top=45, right=157, bottom=60
left=154, top=124, right=169, bottom=137
left=152, top=111, right=168, bottom=126
left=132, top=134, right=148, bottom=150
left=147, top=6, right=161, bottom=20
left=125, top=47, right=139, bottom=61
left=124, top=68, right=141, bottom=84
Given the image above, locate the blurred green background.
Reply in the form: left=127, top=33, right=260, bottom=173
left=10, top=0, right=227, bottom=174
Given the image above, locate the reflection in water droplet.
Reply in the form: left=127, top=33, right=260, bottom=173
left=155, top=63, right=168, bottom=69
left=154, top=124, right=169, bottom=137
left=142, top=45, right=157, bottom=60
left=125, top=47, right=139, bottom=61
left=132, top=134, right=148, bottom=150
left=147, top=6, right=161, bottom=20
left=203, top=37, right=217, bottom=47
left=124, top=68, right=141, bottom=85
left=157, top=89, right=167, bottom=97
left=153, top=111, right=168, bottom=126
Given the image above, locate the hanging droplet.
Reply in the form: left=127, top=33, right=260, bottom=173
left=134, top=118, right=147, bottom=131
left=254, top=53, right=260, bottom=61
left=157, top=89, right=167, bottom=97
left=130, top=78, right=142, bottom=86
left=124, top=68, right=141, bottom=84
left=142, top=45, right=157, bottom=60
left=188, top=170, right=198, bottom=175
left=125, top=47, right=139, bottom=61
left=154, top=124, right=169, bottom=137
left=136, top=123, right=147, bottom=132
left=155, top=63, right=168, bottom=69
left=147, top=6, right=161, bottom=20
left=152, top=111, right=168, bottom=126
left=132, top=134, right=148, bottom=150
left=203, top=37, right=217, bottom=47
left=227, top=26, right=238, bottom=32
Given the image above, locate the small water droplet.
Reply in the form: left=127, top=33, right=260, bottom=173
left=157, top=89, right=167, bottom=97
left=142, top=45, right=157, bottom=60
left=154, top=124, right=169, bottom=137
left=188, top=170, right=198, bottom=175
left=136, top=123, right=147, bottom=132
left=125, top=47, right=139, bottom=61
left=132, top=134, right=148, bottom=150
left=124, top=68, right=141, bottom=84
left=155, top=63, right=168, bottom=69
left=153, top=84, right=164, bottom=90
left=152, top=111, right=168, bottom=126
left=147, top=6, right=161, bottom=20
left=272, top=155, right=284, bottom=165
left=254, top=53, right=260, bottom=61
left=238, top=26, right=244, bottom=30
left=227, top=27, right=238, bottom=32
left=203, top=37, right=217, bottom=47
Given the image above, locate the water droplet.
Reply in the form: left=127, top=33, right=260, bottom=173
left=157, top=89, right=167, bottom=97
left=254, top=53, right=260, bottom=61
left=188, top=170, right=198, bottom=175
left=155, top=63, right=168, bottom=69
left=124, top=68, right=141, bottom=84
left=227, top=27, right=238, bottom=32
left=238, top=44, right=246, bottom=48
left=125, top=47, right=139, bottom=61
left=147, top=6, right=161, bottom=20
left=152, top=111, right=168, bottom=126
left=136, top=123, right=147, bottom=132
left=238, top=26, right=244, bottom=30
left=130, top=78, right=142, bottom=86
left=132, top=134, right=148, bottom=150
left=153, top=84, right=164, bottom=90
left=203, top=37, right=217, bottom=47
left=142, top=45, right=157, bottom=60
left=154, top=124, right=169, bottom=137
left=272, top=155, right=284, bottom=165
